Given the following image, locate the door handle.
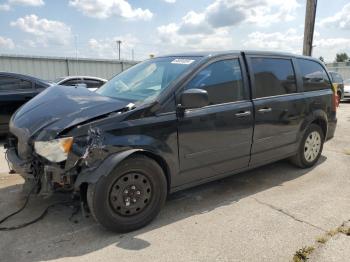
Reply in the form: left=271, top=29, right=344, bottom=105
left=258, top=107, right=272, bottom=113
left=235, top=111, right=251, bottom=117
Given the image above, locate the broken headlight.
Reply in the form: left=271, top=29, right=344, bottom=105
left=34, top=137, right=73, bottom=162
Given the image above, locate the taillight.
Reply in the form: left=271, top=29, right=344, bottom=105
left=331, top=84, right=338, bottom=112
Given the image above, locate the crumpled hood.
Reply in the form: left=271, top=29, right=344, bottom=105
left=10, top=85, right=130, bottom=141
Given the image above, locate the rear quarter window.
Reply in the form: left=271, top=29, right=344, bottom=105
left=297, top=59, right=332, bottom=91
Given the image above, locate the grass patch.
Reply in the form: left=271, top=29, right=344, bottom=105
left=316, top=236, right=328, bottom=244
left=293, top=246, right=315, bottom=262
left=338, top=226, right=350, bottom=236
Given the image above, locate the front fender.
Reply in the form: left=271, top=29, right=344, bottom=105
left=74, top=149, right=143, bottom=189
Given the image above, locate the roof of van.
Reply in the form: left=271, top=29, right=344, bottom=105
left=157, top=50, right=320, bottom=61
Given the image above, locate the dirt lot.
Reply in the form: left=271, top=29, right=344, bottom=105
left=1, top=103, right=350, bottom=262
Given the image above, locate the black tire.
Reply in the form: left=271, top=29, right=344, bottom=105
left=290, top=124, right=324, bottom=168
left=87, top=155, right=167, bottom=233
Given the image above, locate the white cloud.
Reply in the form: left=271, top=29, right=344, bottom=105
left=158, top=23, right=233, bottom=53
left=0, top=36, right=15, bottom=49
left=161, top=0, right=300, bottom=37
left=243, top=29, right=303, bottom=53
left=319, top=3, right=350, bottom=30
left=156, top=0, right=300, bottom=53
left=8, top=0, right=44, bottom=6
left=156, top=0, right=300, bottom=52
left=88, top=34, right=139, bottom=59
left=69, top=0, right=153, bottom=20
left=0, top=0, right=44, bottom=10
left=11, top=15, right=73, bottom=46
left=243, top=28, right=350, bottom=62
left=313, top=37, right=350, bottom=62
left=0, top=4, right=10, bottom=11
left=164, top=0, right=176, bottom=3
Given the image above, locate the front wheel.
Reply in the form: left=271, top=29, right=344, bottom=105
left=87, top=155, right=167, bottom=232
left=290, top=124, right=324, bottom=168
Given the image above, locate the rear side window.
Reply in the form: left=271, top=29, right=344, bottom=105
left=0, top=76, right=32, bottom=91
left=251, top=58, right=297, bottom=98
left=83, top=79, right=104, bottom=89
left=298, top=59, right=332, bottom=91
left=185, top=59, right=245, bottom=105
left=62, top=79, right=83, bottom=86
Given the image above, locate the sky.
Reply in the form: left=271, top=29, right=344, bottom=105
left=0, top=0, right=349, bottom=62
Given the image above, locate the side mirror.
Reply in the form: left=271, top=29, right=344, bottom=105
left=180, top=88, right=209, bottom=110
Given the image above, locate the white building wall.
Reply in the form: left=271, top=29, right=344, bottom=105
left=0, top=55, right=138, bottom=81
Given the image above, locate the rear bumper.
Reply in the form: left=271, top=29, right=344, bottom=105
left=326, top=118, right=337, bottom=141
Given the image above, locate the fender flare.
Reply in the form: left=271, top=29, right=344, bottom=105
left=74, top=149, right=144, bottom=189
left=299, top=111, right=328, bottom=143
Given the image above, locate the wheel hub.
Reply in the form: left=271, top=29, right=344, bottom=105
left=304, top=131, right=321, bottom=163
left=109, top=173, right=152, bottom=216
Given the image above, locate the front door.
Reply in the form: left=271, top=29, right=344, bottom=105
left=177, top=57, right=254, bottom=184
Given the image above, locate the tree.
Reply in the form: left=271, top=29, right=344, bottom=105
left=319, top=56, right=324, bottom=62
left=335, top=52, right=349, bottom=62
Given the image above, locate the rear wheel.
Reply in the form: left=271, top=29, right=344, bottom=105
left=290, top=124, right=324, bottom=168
left=87, top=155, right=167, bottom=232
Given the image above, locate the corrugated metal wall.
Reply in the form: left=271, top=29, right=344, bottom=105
left=0, top=55, right=138, bottom=81
left=326, top=62, right=350, bottom=80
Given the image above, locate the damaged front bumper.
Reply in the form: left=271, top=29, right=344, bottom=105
left=6, top=148, right=32, bottom=176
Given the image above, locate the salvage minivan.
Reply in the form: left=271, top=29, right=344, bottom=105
left=6, top=51, right=337, bottom=232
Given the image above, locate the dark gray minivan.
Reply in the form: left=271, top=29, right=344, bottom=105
left=6, top=51, right=337, bottom=232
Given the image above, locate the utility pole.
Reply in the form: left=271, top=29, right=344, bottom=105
left=303, top=0, right=317, bottom=56
left=116, top=40, right=122, bottom=60
left=131, top=49, right=134, bottom=61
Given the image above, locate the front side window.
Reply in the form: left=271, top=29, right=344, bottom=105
left=185, top=59, right=245, bottom=105
left=251, top=57, right=297, bottom=98
left=97, top=57, right=200, bottom=103
left=0, top=77, right=32, bottom=91
left=298, top=59, right=332, bottom=91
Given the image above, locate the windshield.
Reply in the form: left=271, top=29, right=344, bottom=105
left=96, top=57, right=200, bottom=103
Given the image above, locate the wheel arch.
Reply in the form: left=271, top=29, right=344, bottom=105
left=310, top=117, right=327, bottom=138
left=299, top=110, right=328, bottom=141
left=75, top=149, right=171, bottom=194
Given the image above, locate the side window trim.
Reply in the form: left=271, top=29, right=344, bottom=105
left=292, top=57, right=303, bottom=93
left=175, top=55, right=249, bottom=106
left=246, top=55, right=297, bottom=99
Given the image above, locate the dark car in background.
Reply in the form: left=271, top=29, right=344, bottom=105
left=329, top=71, right=344, bottom=102
left=6, top=51, right=337, bottom=232
left=54, top=76, right=107, bottom=91
left=0, top=72, right=52, bottom=135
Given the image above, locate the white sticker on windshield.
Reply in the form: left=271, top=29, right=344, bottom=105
left=171, top=59, right=195, bottom=65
